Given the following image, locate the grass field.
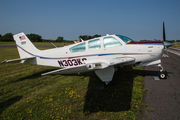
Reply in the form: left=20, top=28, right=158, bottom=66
left=0, top=42, right=147, bottom=120
left=172, top=44, right=180, bottom=47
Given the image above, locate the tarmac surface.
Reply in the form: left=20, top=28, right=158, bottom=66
left=141, top=47, right=180, bottom=120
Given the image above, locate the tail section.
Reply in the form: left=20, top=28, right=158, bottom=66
left=13, top=32, right=40, bottom=58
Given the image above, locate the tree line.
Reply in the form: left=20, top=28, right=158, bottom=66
left=140, top=39, right=180, bottom=43
left=0, top=33, right=102, bottom=43
left=1, top=33, right=179, bottom=43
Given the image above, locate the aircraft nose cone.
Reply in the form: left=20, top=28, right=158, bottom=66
left=164, top=41, right=173, bottom=48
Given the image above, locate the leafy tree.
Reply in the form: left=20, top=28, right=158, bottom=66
left=79, top=34, right=101, bottom=41
left=79, top=35, right=88, bottom=40
left=92, top=34, right=101, bottom=38
left=55, top=36, right=64, bottom=42
left=63, top=40, right=74, bottom=43
left=166, top=40, right=175, bottom=43
left=0, top=33, right=13, bottom=42
left=140, top=39, right=152, bottom=41
left=172, top=40, right=175, bottom=43
left=26, top=33, right=42, bottom=42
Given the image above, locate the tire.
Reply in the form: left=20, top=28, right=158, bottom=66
left=159, top=72, right=167, bottom=79
left=105, top=80, right=114, bottom=86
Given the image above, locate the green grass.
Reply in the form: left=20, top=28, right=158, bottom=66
left=0, top=43, right=147, bottom=120
left=172, top=44, right=180, bottom=47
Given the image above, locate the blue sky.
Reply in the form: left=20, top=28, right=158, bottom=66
left=0, top=0, right=180, bottom=41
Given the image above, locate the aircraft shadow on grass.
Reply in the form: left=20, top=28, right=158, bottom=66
left=82, top=68, right=135, bottom=113
left=27, top=65, right=171, bottom=113
left=10, top=67, right=58, bottom=84
left=0, top=96, right=22, bottom=115
left=72, top=66, right=172, bottom=113
left=49, top=65, right=140, bottom=113
left=0, top=66, right=172, bottom=115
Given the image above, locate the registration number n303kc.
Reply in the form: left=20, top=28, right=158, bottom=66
left=57, top=58, right=87, bottom=67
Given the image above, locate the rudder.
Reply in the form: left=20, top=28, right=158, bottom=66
left=13, top=32, right=40, bottom=58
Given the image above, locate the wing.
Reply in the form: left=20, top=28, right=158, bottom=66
left=92, top=57, right=135, bottom=83
left=41, top=65, right=87, bottom=76
left=85, top=57, right=135, bottom=70
left=109, top=57, right=135, bottom=66
left=41, top=57, right=135, bottom=76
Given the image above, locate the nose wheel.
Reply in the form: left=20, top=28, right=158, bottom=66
left=157, top=64, right=167, bottom=79
left=159, top=71, right=167, bottom=79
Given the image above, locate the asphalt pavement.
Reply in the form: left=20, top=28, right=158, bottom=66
left=141, top=48, right=180, bottom=120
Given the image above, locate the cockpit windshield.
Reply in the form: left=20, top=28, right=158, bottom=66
left=116, top=35, right=134, bottom=44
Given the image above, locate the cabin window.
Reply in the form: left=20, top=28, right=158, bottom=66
left=69, top=43, right=86, bottom=53
left=103, top=37, right=122, bottom=48
left=88, top=39, right=101, bottom=50
left=116, top=35, right=133, bottom=43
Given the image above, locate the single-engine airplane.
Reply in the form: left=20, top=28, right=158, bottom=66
left=2, top=22, right=173, bottom=85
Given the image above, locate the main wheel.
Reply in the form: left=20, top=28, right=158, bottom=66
left=105, top=80, right=114, bottom=86
left=159, top=71, right=167, bottom=79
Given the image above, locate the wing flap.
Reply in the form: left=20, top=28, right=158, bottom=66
left=80, top=57, right=135, bottom=71
left=109, top=57, right=135, bottom=66
left=42, top=57, right=135, bottom=76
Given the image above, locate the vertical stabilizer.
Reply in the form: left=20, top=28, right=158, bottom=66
left=13, top=32, right=40, bottom=58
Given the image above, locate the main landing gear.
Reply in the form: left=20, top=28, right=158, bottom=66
left=157, top=64, right=167, bottom=79
left=96, top=79, right=114, bottom=89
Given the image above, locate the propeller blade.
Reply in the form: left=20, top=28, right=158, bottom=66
left=163, top=21, right=166, bottom=41
left=162, top=22, right=173, bottom=48
left=162, top=22, right=173, bottom=56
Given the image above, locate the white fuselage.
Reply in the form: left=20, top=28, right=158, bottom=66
left=23, top=35, right=164, bottom=74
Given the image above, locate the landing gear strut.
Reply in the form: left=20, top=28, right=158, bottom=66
left=157, top=64, right=167, bottom=79
left=104, top=80, right=114, bottom=86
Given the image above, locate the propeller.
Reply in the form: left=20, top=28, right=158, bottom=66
left=163, top=21, right=166, bottom=42
left=163, top=22, right=173, bottom=55
left=163, top=22, right=168, bottom=55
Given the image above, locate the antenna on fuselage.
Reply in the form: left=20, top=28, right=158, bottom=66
left=78, top=37, right=84, bottom=42
left=51, top=42, right=57, bottom=48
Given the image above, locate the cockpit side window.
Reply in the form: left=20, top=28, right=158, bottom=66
left=88, top=39, right=101, bottom=50
left=69, top=43, right=86, bottom=53
left=103, top=37, right=122, bottom=48
left=116, top=35, right=133, bottom=43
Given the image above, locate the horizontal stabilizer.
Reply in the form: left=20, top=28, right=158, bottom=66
left=1, top=57, right=36, bottom=64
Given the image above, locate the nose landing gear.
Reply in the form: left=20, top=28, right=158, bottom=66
left=157, top=64, right=167, bottom=79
